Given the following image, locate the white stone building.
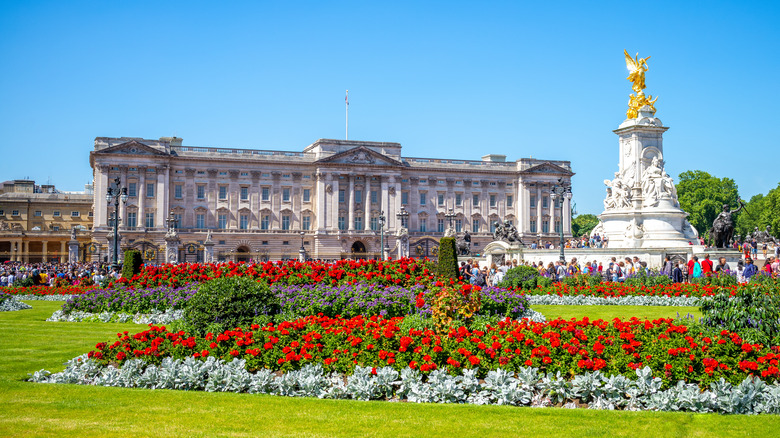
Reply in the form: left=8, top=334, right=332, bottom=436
left=89, top=136, right=573, bottom=262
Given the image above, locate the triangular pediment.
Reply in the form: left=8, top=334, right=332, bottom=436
left=315, top=146, right=403, bottom=167
left=521, top=162, right=573, bottom=176
left=94, top=140, right=170, bottom=156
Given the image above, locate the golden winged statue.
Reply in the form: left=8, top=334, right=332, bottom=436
left=624, top=49, right=658, bottom=118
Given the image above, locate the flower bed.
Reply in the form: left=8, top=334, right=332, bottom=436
left=115, top=258, right=437, bottom=289
left=0, top=295, right=32, bottom=311
left=30, top=358, right=780, bottom=414
left=1, top=285, right=94, bottom=296
left=60, top=285, right=199, bottom=314
left=84, top=316, right=780, bottom=389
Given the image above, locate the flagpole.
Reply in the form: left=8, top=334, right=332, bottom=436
left=345, top=89, right=349, bottom=140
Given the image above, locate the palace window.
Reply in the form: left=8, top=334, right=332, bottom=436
left=146, top=183, right=155, bottom=197
left=437, top=218, right=445, bottom=233
left=530, top=195, right=537, bottom=208
left=34, top=210, right=42, bottom=217
left=419, top=193, right=427, bottom=206
left=303, top=188, right=311, bottom=202
left=542, top=196, right=549, bottom=208
left=260, top=215, right=270, bottom=230
left=197, top=185, right=206, bottom=200
left=174, top=184, right=183, bottom=199
left=127, top=212, right=137, bottom=228
left=490, top=194, right=496, bottom=207
left=302, top=215, right=311, bottom=230
left=455, top=219, right=462, bottom=233
left=71, top=211, right=80, bottom=217
left=219, top=186, right=228, bottom=200
left=507, top=195, right=513, bottom=207
left=472, top=220, right=480, bottom=233
left=196, top=214, right=205, bottom=229
left=240, top=214, right=249, bottom=230
left=145, top=213, right=154, bottom=228
left=128, top=182, right=137, bottom=197
left=401, top=192, right=408, bottom=205
left=218, top=214, right=228, bottom=229
left=240, top=186, right=249, bottom=201
left=542, top=220, right=549, bottom=233
left=262, top=187, right=270, bottom=201
left=174, top=213, right=182, bottom=229
left=472, top=195, right=479, bottom=207
left=355, top=190, right=363, bottom=204
left=455, top=194, right=462, bottom=206
left=338, top=216, right=346, bottom=231
left=530, top=220, right=537, bottom=233
left=437, top=194, right=444, bottom=206
left=354, top=216, right=363, bottom=230
left=371, top=190, right=378, bottom=204
left=53, top=210, right=61, bottom=217
left=554, top=220, right=561, bottom=233
left=370, top=217, right=378, bottom=231
left=490, top=221, right=497, bottom=233
left=419, top=219, right=427, bottom=233
left=339, top=189, right=346, bottom=203
left=281, top=215, right=290, bottom=230
left=282, top=188, right=291, bottom=202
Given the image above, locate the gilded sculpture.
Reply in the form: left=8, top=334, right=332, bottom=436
left=624, top=50, right=658, bottom=118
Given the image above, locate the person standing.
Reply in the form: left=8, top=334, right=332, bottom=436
left=672, top=261, right=684, bottom=283
left=714, top=257, right=730, bottom=273
left=743, top=258, right=758, bottom=281
left=701, top=254, right=714, bottom=276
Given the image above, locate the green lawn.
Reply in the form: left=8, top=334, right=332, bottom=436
left=534, top=305, right=702, bottom=321
left=0, top=301, right=777, bottom=437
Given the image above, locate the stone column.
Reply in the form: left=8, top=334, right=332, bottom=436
left=165, top=235, right=180, bottom=263
left=203, top=236, right=215, bottom=263
left=60, top=241, right=67, bottom=263
left=292, top=173, right=302, bottom=228
left=364, top=177, right=371, bottom=230
left=272, top=172, right=281, bottom=229
left=185, top=168, right=196, bottom=227
left=536, top=186, right=542, bottom=239
left=119, top=166, right=128, bottom=230
left=41, top=241, right=48, bottom=263
left=228, top=170, right=239, bottom=229
left=23, top=241, right=29, bottom=263
left=348, top=174, right=355, bottom=231
left=95, top=164, right=110, bottom=228
left=518, top=181, right=527, bottom=233
left=207, top=169, right=218, bottom=227
left=251, top=171, right=261, bottom=229
left=330, top=173, right=340, bottom=232
left=380, top=175, right=388, bottom=222
left=138, top=167, right=147, bottom=230
left=316, top=172, right=326, bottom=231
left=155, top=165, right=168, bottom=228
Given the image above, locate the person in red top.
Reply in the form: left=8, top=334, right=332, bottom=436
left=687, top=257, right=696, bottom=282
left=701, top=254, right=714, bottom=276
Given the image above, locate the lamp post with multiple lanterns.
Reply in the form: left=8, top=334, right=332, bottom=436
left=105, top=176, right=128, bottom=270
left=550, top=179, right=573, bottom=263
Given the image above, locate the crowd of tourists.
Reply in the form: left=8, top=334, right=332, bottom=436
left=0, top=261, right=118, bottom=287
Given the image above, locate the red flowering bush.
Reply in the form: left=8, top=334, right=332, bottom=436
left=429, top=282, right=481, bottom=334
left=1, top=285, right=95, bottom=296
left=87, top=316, right=780, bottom=389
left=112, top=258, right=437, bottom=289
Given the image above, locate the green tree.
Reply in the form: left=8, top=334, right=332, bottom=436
left=571, top=214, right=599, bottom=237
left=735, top=193, right=765, bottom=238
left=676, top=170, right=740, bottom=237
left=756, top=183, right=780, bottom=238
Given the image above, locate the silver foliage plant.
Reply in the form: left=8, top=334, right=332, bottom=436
left=8, top=294, right=75, bottom=301
left=29, top=357, right=780, bottom=414
left=0, top=297, right=33, bottom=312
left=526, top=295, right=703, bottom=307
left=47, top=309, right=184, bottom=324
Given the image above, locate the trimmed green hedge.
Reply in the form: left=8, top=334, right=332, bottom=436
left=436, top=237, right=459, bottom=281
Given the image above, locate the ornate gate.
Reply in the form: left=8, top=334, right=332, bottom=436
left=410, top=237, right=439, bottom=259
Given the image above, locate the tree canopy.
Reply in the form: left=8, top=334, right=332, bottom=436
left=572, top=214, right=599, bottom=237
left=676, top=170, right=740, bottom=237
left=735, top=183, right=780, bottom=240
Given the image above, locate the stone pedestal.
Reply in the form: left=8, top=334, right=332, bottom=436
left=596, top=106, right=701, bottom=249
left=106, top=231, right=122, bottom=265
left=68, top=240, right=79, bottom=264
left=203, top=240, right=215, bottom=263
left=165, top=237, right=180, bottom=264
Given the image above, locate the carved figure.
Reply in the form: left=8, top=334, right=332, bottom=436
left=456, top=230, right=471, bottom=256
left=624, top=50, right=651, bottom=93
left=70, top=227, right=78, bottom=241
left=755, top=225, right=777, bottom=244
left=624, top=50, right=659, bottom=119
left=325, top=184, right=332, bottom=194
left=492, top=220, right=522, bottom=244
left=492, top=221, right=506, bottom=241
left=709, top=201, right=744, bottom=248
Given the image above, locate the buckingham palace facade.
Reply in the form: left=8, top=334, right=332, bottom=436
left=89, top=136, right=573, bottom=262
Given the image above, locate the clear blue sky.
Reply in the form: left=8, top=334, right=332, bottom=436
left=1, top=0, right=778, bottom=215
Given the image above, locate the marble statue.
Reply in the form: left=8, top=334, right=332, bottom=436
left=492, top=220, right=522, bottom=243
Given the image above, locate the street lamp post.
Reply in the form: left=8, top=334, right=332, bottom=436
left=105, top=176, right=128, bottom=270
left=550, top=179, right=573, bottom=263
left=396, top=206, right=410, bottom=259
left=299, top=231, right=306, bottom=262
left=378, top=211, right=386, bottom=260
left=444, top=208, right=456, bottom=231
left=396, top=206, right=409, bottom=228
